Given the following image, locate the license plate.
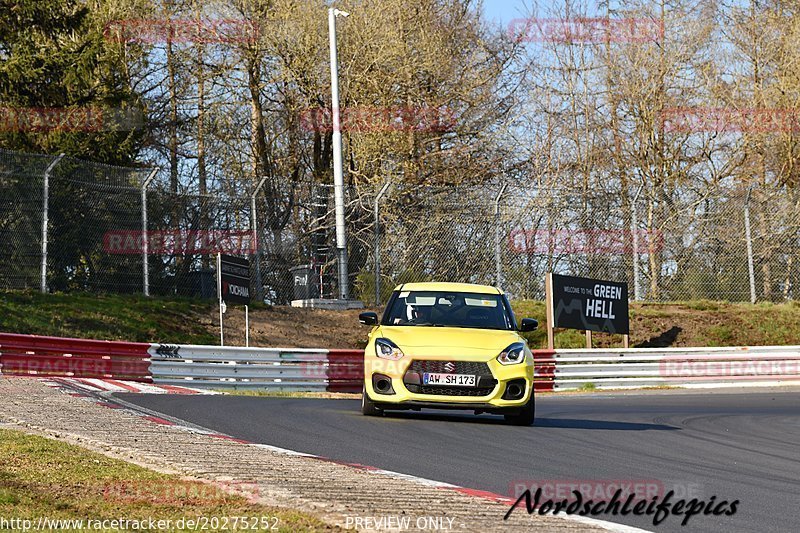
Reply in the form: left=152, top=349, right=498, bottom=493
left=422, top=373, right=477, bottom=386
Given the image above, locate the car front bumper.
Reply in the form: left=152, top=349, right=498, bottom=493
left=363, top=354, right=534, bottom=409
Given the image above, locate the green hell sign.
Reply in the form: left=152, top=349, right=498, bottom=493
left=550, top=274, right=629, bottom=334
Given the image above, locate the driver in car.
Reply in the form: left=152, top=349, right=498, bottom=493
left=409, top=304, right=433, bottom=324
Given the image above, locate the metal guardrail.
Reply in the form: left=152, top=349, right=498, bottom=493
left=3, top=333, right=799, bottom=393
left=147, top=343, right=362, bottom=392
left=534, top=346, right=800, bottom=390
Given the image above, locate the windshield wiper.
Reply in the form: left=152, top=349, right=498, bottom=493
left=443, top=325, right=507, bottom=330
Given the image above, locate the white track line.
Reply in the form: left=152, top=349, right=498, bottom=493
left=65, top=379, right=650, bottom=532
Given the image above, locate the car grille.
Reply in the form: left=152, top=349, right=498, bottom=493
left=404, top=360, right=496, bottom=397
left=409, top=385, right=494, bottom=396
left=407, top=360, right=492, bottom=375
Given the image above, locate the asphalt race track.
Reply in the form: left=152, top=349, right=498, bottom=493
left=116, top=390, right=800, bottom=533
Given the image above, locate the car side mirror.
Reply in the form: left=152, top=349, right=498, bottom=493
left=519, top=318, right=538, bottom=332
left=359, top=312, right=379, bottom=326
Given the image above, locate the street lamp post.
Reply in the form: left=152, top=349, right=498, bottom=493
left=328, top=7, right=350, bottom=300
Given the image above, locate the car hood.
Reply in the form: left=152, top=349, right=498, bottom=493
left=374, top=325, right=520, bottom=356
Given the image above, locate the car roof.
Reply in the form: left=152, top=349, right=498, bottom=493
left=393, top=282, right=502, bottom=295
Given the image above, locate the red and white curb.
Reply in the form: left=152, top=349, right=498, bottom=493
left=48, top=377, right=217, bottom=395
left=249, top=443, right=650, bottom=533
left=44, top=378, right=649, bottom=533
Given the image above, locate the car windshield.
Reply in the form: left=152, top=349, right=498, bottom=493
left=383, top=291, right=514, bottom=330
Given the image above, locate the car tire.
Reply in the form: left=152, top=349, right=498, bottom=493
left=361, top=386, right=383, bottom=416
left=504, top=395, right=535, bottom=426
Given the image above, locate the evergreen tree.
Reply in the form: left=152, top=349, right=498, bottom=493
left=0, top=0, right=144, bottom=164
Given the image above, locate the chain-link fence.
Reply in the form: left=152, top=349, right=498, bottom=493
left=0, top=150, right=51, bottom=291
left=0, top=149, right=344, bottom=301
left=3, top=148, right=799, bottom=304
left=364, top=181, right=800, bottom=304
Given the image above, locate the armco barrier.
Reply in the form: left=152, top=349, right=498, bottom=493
left=148, top=343, right=363, bottom=392
left=533, top=349, right=556, bottom=392
left=542, top=346, right=800, bottom=390
left=3, top=333, right=800, bottom=392
left=327, top=350, right=364, bottom=393
left=0, top=332, right=152, bottom=381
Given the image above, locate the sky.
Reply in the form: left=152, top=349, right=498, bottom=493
left=481, top=0, right=533, bottom=26
left=480, top=0, right=615, bottom=26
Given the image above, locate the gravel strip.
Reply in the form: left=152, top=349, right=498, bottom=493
left=0, top=377, right=612, bottom=532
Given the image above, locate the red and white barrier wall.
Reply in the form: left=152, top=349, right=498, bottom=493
left=3, top=333, right=800, bottom=393
left=0, top=333, right=152, bottom=382
left=0, top=333, right=362, bottom=392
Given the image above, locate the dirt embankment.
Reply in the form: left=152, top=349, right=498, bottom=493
left=207, top=305, right=375, bottom=349
left=205, top=301, right=800, bottom=350
left=4, top=291, right=800, bottom=349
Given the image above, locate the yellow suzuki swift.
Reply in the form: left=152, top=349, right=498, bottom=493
left=358, top=282, right=539, bottom=425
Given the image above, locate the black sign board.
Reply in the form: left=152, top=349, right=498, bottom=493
left=219, top=254, right=250, bottom=305
left=550, top=274, right=629, bottom=334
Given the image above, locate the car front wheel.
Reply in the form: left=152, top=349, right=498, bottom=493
left=504, top=395, right=535, bottom=426
left=361, top=386, right=383, bottom=416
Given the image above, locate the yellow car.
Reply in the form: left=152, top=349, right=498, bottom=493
left=358, top=282, right=539, bottom=425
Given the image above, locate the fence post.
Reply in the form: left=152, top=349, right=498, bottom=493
left=251, top=176, right=268, bottom=303
left=374, top=181, right=392, bottom=307
left=494, top=184, right=508, bottom=289
left=141, top=168, right=158, bottom=296
left=744, top=186, right=757, bottom=304
left=40, top=153, right=65, bottom=293
left=631, top=184, right=643, bottom=301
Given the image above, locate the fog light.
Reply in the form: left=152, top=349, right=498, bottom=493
left=372, top=374, right=395, bottom=395
left=502, top=379, right=526, bottom=400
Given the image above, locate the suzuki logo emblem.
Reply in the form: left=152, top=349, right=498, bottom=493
left=444, top=362, right=456, bottom=373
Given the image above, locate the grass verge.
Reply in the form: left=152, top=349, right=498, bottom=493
left=512, top=299, right=800, bottom=348
left=3, top=290, right=800, bottom=350
left=0, top=291, right=216, bottom=344
left=0, top=428, right=336, bottom=532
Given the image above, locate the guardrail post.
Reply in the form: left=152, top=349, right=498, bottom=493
left=40, top=153, right=65, bottom=293
left=141, top=168, right=158, bottom=296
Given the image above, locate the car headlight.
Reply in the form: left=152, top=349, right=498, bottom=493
left=375, top=338, right=405, bottom=360
left=497, top=342, right=526, bottom=365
